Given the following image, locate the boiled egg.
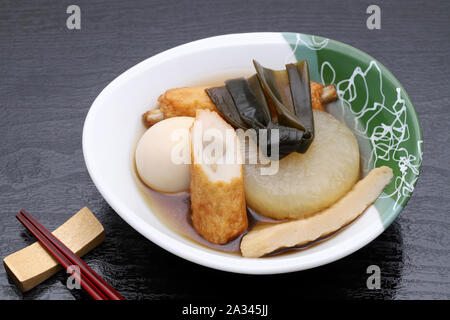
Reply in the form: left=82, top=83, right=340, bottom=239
left=135, top=116, right=193, bottom=193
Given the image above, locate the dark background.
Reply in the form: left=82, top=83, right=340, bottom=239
left=0, top=0, right=449, bottom=300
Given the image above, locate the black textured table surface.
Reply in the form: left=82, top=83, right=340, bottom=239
left=0, top=0, right=449, bottom=300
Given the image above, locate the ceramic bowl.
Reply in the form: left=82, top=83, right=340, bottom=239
left=83, top=33, right=422, bottom=274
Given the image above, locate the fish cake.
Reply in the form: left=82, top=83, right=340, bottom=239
left=190, top=109, right=248, bottom=244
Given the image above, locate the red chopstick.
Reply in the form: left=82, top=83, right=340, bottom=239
left=17, top=210, right=124, bottom=300
left=19, top=210, right=124, bottom=300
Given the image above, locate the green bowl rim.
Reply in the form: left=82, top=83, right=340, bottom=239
left=282, top=32, right=423, bottom=228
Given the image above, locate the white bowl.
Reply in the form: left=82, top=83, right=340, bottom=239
left=83, top=32, right=421, bottom=274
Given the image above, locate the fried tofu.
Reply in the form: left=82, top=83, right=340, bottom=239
left=190, top=109, right=248, bottom=244
left=310, top=82, right=325, bottom=111
left=158, top=86, right=218, bottom=118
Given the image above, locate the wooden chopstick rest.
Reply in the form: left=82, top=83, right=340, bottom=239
left=3, top=207, right=105, bottom=292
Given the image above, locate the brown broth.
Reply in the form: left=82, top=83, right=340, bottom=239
left=133, top=164, right=280, bottom=254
